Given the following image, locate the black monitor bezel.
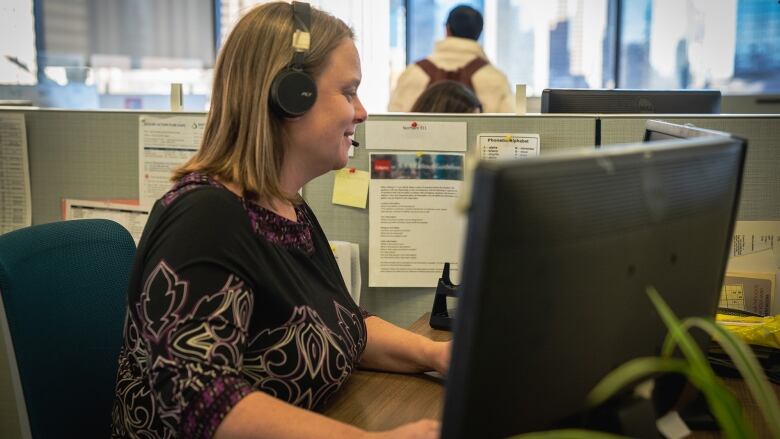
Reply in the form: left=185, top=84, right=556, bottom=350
left=441, top=133, right=746, bottom=439
left=541, top=89, right=722, bottom=114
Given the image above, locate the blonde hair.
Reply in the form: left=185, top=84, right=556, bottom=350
left=173, top=2, right=353, bottom=202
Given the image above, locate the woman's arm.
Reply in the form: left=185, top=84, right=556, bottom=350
left=359, top=316, right=451, bottom=375
left=213, top=391, right=440, bottom=439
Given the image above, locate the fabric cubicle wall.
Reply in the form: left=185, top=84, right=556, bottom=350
left=2, top=108, right=597, bottom=326
left=305, top=114, right=598, bottom=326
left=599, top=115, right=780, bottom=222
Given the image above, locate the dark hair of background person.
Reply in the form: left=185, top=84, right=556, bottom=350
left=411, top=80, right=483, bottom=113
left=446, top=5, right=484, bottom=40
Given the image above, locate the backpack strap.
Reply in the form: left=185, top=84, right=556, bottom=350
left=416, top=59, right=444, bottom=87
left=458, top=57, right=489, bottom=91
left=415, top=57, right=489, bottom=91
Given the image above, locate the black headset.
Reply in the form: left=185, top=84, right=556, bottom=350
left=269, top=1, right=318, bottom=118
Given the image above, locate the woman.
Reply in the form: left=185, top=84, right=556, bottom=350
left=112, top=3, right=448, bottom=438
left=410, top=80, right=483, bottom=113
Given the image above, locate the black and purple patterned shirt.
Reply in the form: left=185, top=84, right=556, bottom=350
left=112, top=174, right=368, bottom=439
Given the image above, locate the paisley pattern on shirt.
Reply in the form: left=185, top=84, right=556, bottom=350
left=113, top=260, right=254, bottom=438
left=112, top=260, right=366, bottom=439
left=243, top=301, right=365, bottom=409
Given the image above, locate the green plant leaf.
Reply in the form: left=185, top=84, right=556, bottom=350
left=506, top=429, right=629, bottom=439
left=680, top=317, right=780, bottom=439
left=587, top=357, right=690, bottom=407
left=699, top=378, right=756, bottom=439
left=646, top=287, right=712, bottom=374
left=646, top=286, right=755, bottom=439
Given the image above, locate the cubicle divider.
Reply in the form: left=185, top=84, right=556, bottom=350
left=10, top=108, right=201, bottom=225
left=3, top=108, right=778, bottom=326
left=305, top=114, right=598, bottom=326
left=1, top=108, right=598, bottom=326
left=599, top=115, right=780, bottom=221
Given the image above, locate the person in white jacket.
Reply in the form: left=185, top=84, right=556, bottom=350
left=388, top=5, right=515, bottom=113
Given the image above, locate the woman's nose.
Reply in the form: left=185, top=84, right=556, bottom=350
left=354, top=96, right=368, bottom=123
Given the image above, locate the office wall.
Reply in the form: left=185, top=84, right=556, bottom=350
left=722, top=95, right=780, bottom=115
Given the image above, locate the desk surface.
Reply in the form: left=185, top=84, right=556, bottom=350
left=320, top=314, right=449, bottom=430
left=322, top=313, right=780, bottom=438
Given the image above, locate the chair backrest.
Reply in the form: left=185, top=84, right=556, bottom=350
left=0, top=219, right=135, bottom=439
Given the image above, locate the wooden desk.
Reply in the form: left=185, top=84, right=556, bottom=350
left=320, top=314, right=449, bottom=430
left=322, top=314, right=780, bottom=437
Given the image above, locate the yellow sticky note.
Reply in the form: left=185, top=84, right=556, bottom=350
left=332, top=168, right=370, bottom=209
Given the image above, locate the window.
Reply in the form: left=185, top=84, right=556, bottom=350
left=400, top=0, right=610, bottom=96
left=491, top=0, right=610, bottom=95
left=400, top=0, right=780, bottom=96
left=619, top=0, right=780, bottom=92
left=0, top=0, right=37, bottom=85
left=4, top=0, right=779, bottom=110
left=406, top=0, right=484, bottom=64
left=14, top=0, right=216, bottom=109
left=219, top=0, right=390, bottom=113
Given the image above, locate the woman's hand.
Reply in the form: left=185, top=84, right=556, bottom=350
left=364, top=419, right=440, bottom=439
left=426, top=341, right=451, bottom=375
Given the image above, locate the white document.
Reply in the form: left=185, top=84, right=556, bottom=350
left=731, top=221, right=780, bottom=265
left=477, top=133, right=540, bottom=160
left=368, top=152, right=465, bottom=287
left=719, top=272, right=775, bottom=316
left=139, top=115, right=205, bottom=206
left=64, top=199, right=150, bottom=244
left=727, top=221, right=780, bottom=314
left=348, top=242, right=361, bottom=302
left=329, top=240, right=362, bottom=304
left=364, top=120, right=467, bottom=152
left=0, top=112, right=31, bottom=234
left=656, top=411, right=691, bottom=439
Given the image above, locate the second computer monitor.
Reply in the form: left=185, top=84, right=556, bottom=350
left=541, top=88, right=722, bottom=114
left=642, top=119, right=732, bottom=141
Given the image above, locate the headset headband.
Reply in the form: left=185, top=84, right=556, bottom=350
left=290, top=2, right=311, bottom=71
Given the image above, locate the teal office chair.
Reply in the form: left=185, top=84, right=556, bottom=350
left=0, top=219, right=135, bottom=439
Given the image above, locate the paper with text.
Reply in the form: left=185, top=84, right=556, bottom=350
left=478, top=133, right=540, bottom=160
left=332, top=168, right=369, bottom=208
left=719, top=272, right=775, bottom=316
left=368, top=152, right=465, bottom=287
left=365, top=120, right=467, bottom=152
left=139, top=115, right=205, bottom=206
left=731, top=221, right=780, bottom=265
left=64, top=199, right=150, bottom=244
left=0, top=112, right=31, bottom=234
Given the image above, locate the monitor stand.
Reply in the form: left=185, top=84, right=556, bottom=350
left=429, top=262, right=458, bottom=331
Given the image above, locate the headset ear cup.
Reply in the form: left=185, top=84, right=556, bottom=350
left=269, top=69, right=318, bottom=117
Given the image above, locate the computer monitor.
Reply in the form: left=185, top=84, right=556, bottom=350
left=541, top=89, right=722, bottom=114
left=643, top=119, right=731, bottom=141
left=441, top=131, right=746, bottom=438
